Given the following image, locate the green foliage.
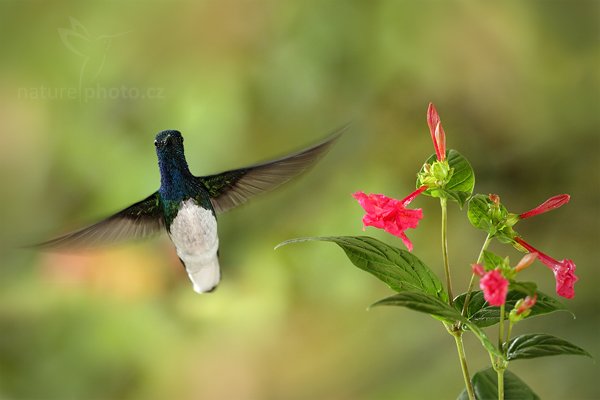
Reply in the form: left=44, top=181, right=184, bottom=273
left=506, top=334, right=592, bottom=361
left=482, top=251, right=506, bottom=270
left=371, top=291, right=462, bottom=323
left=454, top=290, right=567, bottom=328
left=373, top=291, right=501, bottom=357
left=457, top=369, right=540, bottom=400
left=417, top=150, right=475, bottom=207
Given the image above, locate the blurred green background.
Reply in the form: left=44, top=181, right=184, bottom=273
left=0, top=1, right=598, bottom=399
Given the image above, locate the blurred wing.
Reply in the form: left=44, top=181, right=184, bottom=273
left=198, top=125, right=347, bottom=214
left=36, top=192, right=164, bottom=250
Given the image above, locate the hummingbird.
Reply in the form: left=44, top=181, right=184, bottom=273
left=38, top=128, right=344, bottom=293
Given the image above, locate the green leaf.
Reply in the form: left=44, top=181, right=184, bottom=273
left=509, top=281, right=537, bottom=296
left=371, top=291, right=463, bottom=323
left=506, top=333, right=592, bottom=361
left=467, top=194, right=496, bottom=233
left=373, top=292, right=501, bottom=357
left=276, top=236, right=447, bottom=301
left=457, top=368, right=540, bottom=400
left=417, top=149, right=475, bottom=207
left=482, top=250, right=506, bottom=270
left=454, top=289, right=568, bottom=328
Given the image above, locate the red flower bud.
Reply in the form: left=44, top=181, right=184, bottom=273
left=489, top=194, right=500, bottom=205
left=471, top=263, right=485, bottom=277
left=514, top=252, right=538, bottom=273
left=519, top=194, right=570, bottom=219
left=427, top=103, right=446, bottom=161
left=516, top=294, right=537, bottom=315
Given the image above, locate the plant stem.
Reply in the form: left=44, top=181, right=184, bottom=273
left=452, top=331, right=476, bottom=400
left=506, top=321, right=514, bottom=346
left=497, top=303, right=506, bottom=400
left=497, top=368, right=505, bottom=400
left=439, top=199, right=474, bottom=399
left=440, top=198, right=453, bottom=305
left=498, top=304, right=505, bottom=350
left=461, top=233, right=493, bottom=316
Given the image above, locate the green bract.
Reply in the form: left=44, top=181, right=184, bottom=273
left=467, top=194, right=517, bottom=242
left=416, top=149, right=475, bottom=207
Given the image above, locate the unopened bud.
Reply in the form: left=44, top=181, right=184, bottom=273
left=515, top=252, right=538, bottom=273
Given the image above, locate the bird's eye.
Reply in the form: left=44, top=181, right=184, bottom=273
left=154, top=140, right=158, bottom=147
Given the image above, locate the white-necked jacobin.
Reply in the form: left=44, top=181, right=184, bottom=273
left=39, top=127, right=344, bottom=293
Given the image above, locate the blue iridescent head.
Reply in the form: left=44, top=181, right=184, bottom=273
left=155, top=130, right=184, bottom=150
left=155, top=130, right=193, bottom=199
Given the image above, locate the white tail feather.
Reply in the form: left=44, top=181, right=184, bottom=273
left=186, top=254, right=221, bottom=293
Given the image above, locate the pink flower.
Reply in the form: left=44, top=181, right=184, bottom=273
left=353, top=186, right=427, bottom=251
left=553, top=259, right=578, bottom=299
left=427, top=103, right=446, bottom=161
left=479, top=269, right=509, bottom=307
left=515, top=237, right=578, bottom=299
left=519, top=194, right=570, bottom=219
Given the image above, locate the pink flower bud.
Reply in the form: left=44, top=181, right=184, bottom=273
left=519, top=194, right=570, bottom=219
left=514, top=252, right=538, bottom=273
left=516, top=294, right=537, bottom=315
left=471, top=263, right=485, bottom=277
left=426, top=103, right=446, bottom=161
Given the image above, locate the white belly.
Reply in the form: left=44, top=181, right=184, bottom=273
left=168, top=199, right=220, bottom=293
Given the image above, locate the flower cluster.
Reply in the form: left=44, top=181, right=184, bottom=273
left=302, top=102, right=588, bottom=399
left=353, top=103, right=579, bottom=302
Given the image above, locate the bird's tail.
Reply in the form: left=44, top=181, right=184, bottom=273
left=181, top=253, right=221, bottom=293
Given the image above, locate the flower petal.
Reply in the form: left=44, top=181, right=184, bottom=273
left=553, top=259, right=578, bottom=299
left=353, top=191, right=424, bottom=251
